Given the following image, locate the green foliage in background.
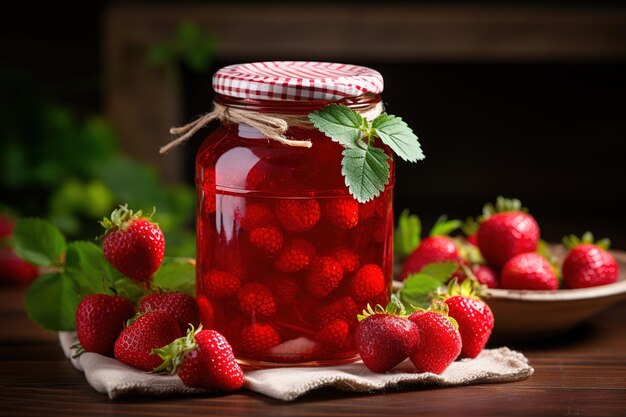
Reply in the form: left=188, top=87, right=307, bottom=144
left=147, top=22, right=217, bottom=73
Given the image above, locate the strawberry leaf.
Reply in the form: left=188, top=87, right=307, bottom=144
left=429, top=215, right=462, bottom=237
left=341, top=145, right=390, bottom=203
left=308, top=104, right=365, bottom=147
left=419, top=262, right=459, bottom=281
left=13, top=218, right=66, bottom=266
left=372, top=113, right=424, bottom=162
left=153, top=261, right=196, bottom=296
left=25, top=273, right=79, bottom=331
left=394, top=210, right=421, bottom=259
left=65, top=241, right=123, bottom=295
left=397, top=262, right=458, bottom=309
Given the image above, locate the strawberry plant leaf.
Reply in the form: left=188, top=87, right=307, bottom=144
left=65, top=241, right=123, bottom=294
left=429, top=215, right=462, bottom=237
left=341, top=145, right=390, bottom=203
left=419, top=262, right=459, bottom=281
left=13, top=218, right=66, bottom=266
left=397, top=262, right=459, bottom=309
left=308, top=104, right=365, bottom=147
left=153, top=262, right=196, bottom=296
left=372, top=113, right=424, bottom=162
left=25, top=273, right=79, bottom=331
left=394, top=209, right=421, bottom=259
left=112, top=278, right=147, bottom=304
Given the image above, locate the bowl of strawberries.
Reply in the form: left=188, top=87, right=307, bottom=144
left=394, top=197, right=626, bottom=342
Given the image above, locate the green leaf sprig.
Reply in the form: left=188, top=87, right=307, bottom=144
left=309, top=104, right=424, bottom=203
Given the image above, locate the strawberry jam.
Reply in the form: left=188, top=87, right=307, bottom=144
left=195, top=63, right=393, bottom=366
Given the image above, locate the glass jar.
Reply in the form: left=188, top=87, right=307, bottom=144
left=195, top=62, right=394, bottom=367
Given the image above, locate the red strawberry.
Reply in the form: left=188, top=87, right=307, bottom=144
left=201, top=270, right=240, bottom=299
left=0, top=247, right=38, bottom=285
left=501, top=252, right=558, bottom=290
left=400, top=236, right=460, bottom=280
left=408, top=301, right=462, bottom=374
left=306, top=256, right=344, bottom=297
left=275, top=238, right=315, bottom=272
left=442, top=280, right=494, bottom=359
left=239, top=323, right=281, bottom=357
left=201, top=167, right=216, bottom=215
left=316, top=319, right=350, bottom=351
left=114, top=311, right=181, bottom=371
left=472, top=265, right=499, bottom=289
left=315, top=296, right=359, bottom=328
left=138, top=291, right=199, bottom=334
left=331, top=247, right=360, bottom=273
left=76, top=294, right=135, bottom=356
left=275, top=199, right=320, bottom=232
left=266, top=337, right=320, bottom=363
left=266, top=275, right=300, bottom=305
left=322, top=198, right=359, bottom=230
left=249, top=226, right=283, bottom=255
left=466, top=234, right=478, bottom=246
left=155, top=327, right=244, bottom=391
left=239, top=203, right=275, bottom=231
left=359, top=198, right=384, bottom=221
left=562, top=234, right=619, bottom=289
left=237, top=283, right=277, bottom=319
left=0, top=214, right=14, bottom=238
left=477, top=198, right=539, bottom=267
left=355, top=303, right=419, bottom=373
left=350, top=264, right=386, bottom=301
left=101, top=205, right=165, bottom=282
left=197, top=296, right=215, bottom=329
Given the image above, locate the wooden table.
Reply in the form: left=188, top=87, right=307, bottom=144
left=1, top=286, right=625, bottom=417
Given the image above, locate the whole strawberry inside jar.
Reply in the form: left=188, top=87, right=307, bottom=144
left=195, top=62, right=394, bottom=367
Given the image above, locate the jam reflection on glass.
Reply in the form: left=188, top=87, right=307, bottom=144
left=196, top=115, right=394, bottom=366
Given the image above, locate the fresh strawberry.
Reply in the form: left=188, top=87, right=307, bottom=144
left=114, top=311, right=181, bottom=371
left=249, top=226, right=283, bottom=255
left=331, top=247, right=360, bottom=273
left=100, top=205, right=165, bottom=282
left=472, top=265, right=499, bottom=289
left=197, top=295, right=215, bottom=329
left=138, top=291, right=199, bottom=334
left=355, top=302, right=419, bottom=373
left=315, top=296, right=359, bottom=328
left=350, top=264, right=386, bottom=302
left=239, top=203, right=275, bottom=231
left=500, top=252, right=558, bottom=290
left=200, top=270, right=240, bottom=299
left=408, top=301, right=462, bottom=374
left=267, top=337, right=320, bottom=363
left=0, top=214, right=13, bottom=238
left=442, top=279, right=494, bottom=359
left=322, top=198, right=359, bottom=230
left=316, top=319, right=350, bottom=351
left=239, top=323, right=281, bottom=357
left=76, top=294, right=135, bottom=356
left=466, top=234, right=478, bottom=246
left=266, top=275, right=300, bottom=305
left=562, top=233, right=619, bottom=289
left=154, top=327, right=244, bottom=391
left=275, top=199, right=320, bottom=232
left=237, top=283, right=277, bottom=319
left=306, top=256, right=344, bottom=297
left=0, top=247, right=38, bottom=285
left=275, top=238, right=315, bottom=272
left=400, top=236, right=460, bottom=280
left=477, top=197, right=540, bottom=267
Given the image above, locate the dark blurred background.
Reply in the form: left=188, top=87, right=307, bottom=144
left=1, top=2, right=625, bottom=251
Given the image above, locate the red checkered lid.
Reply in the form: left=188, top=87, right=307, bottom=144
left=212, top=61, right=383, bottom=101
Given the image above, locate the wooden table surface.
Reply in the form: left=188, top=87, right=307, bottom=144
left=1, top=286, right=625, bottom=417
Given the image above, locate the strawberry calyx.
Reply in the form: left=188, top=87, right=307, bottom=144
left=563, top=231, right=611, bottom=251
left=439, top=272, right=487, bottom=301
left=357, top=294, right=406, bottom=321
left=152, top=324, right=202, bottom=374
left=99, top=204, right=156, bottom=235
left=461, top=216, right=479, bottom=237
left=429, top=215, right=462, bottom=237
left=411, top=299, right=459, bottom=330
left=481, top=196, right=527, bottom=220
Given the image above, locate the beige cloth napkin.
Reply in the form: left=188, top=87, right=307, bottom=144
left=59, top=332, right=533, bottom=401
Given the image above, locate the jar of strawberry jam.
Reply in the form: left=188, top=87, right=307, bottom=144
left=195, top=62, right=394, bottom=367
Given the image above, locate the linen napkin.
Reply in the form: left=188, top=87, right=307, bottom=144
left=59, top=332, right=532, bottom=401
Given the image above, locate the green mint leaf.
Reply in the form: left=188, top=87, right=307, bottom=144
left=13, top=218, right=66, bottom=266
left=308, top=104, right=365, bottom=147
left=341, top=145, right=390, bottom=203
left=25, top=273, right=79, bottom=331
left=372, top=113, right=424, bottom=162
left=419, top=261, right=459, bottom=282
left=65, top=241, right=124, bottom=295
left=429, top=215, right=462, bottom=237
left=153, top=261, right=196, bottom=296
left=394, top=210, right=421, bottom=259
